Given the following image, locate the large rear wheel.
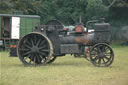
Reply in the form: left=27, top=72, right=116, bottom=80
left=17, top=32, right=53, bottom=66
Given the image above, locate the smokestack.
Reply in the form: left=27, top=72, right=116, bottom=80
left=79, top=16, right=82, bottom=24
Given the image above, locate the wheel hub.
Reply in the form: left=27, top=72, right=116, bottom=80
left=99, top=52, right=105, bottom=58
left=31, top=46, right=39, bottom=53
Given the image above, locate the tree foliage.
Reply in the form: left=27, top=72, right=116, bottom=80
left=86, top=0, right=107, bottom=20
left=0, top=0, right=128, bottom=24
left=0, top=0, right=43, bottom=14
left=0, top=0, right=128, bottom=40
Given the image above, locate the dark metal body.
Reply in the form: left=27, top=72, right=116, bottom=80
left=36, top=20, right=110, bottom=57
left=16, top=19, right=114, bottom=67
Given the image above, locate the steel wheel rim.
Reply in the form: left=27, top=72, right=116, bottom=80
left=47, top=56, right=56, bottom=64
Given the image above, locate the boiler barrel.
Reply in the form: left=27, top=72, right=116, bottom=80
left=59, top=33, right=94, bottom=45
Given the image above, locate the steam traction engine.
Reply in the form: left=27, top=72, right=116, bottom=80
left=17, top=19, right=114, bottom=67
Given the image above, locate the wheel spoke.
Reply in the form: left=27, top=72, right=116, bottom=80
left=39, top=54, right=47, bottom=63
left=24, top=44, right=31, bottom=49
left=104, top=56, right=110, bottom=60
left=20, top=48, right=29, bottom=51
left=39, top=54, right=44, bottom=60
left=36, top=53, right=41, bottom=63
left=97, top=46, right=101, bottom=53
left=38, top=52, right=47, bottom=56
left=25, top=40, right=32, bottom=46
left=91, top=53, right=98, bottom=56
left=34, top=35, right=37, bottom=45
left=24, top=54, right=31, bottom=60
left=23, top=51, right=32, bottom=56
left=39, top=40, right=46, bottom=46
left=41, top=49, right=50, bottom=52
left=102, top=45, right=106, bottom=52
left=105, top=48, right=111, bottom=53
left=33, top=56, right=36, bottom=65
left=29, top=55, right=33, bottom=64
left=102, top=58, right=107, bottom=65
left=31, top=38, right=34, bottom=46
left=98, top=57, right=101, bottom=66
left=36, top=39, right=41, bottom=47
left=39, top=45, right=47, bottom=50
left=105, top=46, right=109, bottom=51
left=105, top=53, right=111, bottom=56
left=37, top=56, right=41, bottom=63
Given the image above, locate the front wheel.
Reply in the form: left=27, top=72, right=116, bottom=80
left=90, top=43, right=114, bottom=67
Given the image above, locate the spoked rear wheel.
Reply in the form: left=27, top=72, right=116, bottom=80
left=90, top=43, right=114, bottom=67
left=17, top=32, right=53, bottom=66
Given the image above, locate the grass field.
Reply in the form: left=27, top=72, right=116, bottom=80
left=0, top=46, right=128, bottom=85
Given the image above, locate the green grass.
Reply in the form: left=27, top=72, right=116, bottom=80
left=0, top=46, right=128, bottom=85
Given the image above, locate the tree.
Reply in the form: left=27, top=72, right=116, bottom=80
left=0, top=0, right=14, bottom=13
left=86, top=0, right=107, bottom=20
left=0, top=0, right=43, bottom=15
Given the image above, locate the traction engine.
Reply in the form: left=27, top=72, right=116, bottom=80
left=17, top=19, right=114, bottom=67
